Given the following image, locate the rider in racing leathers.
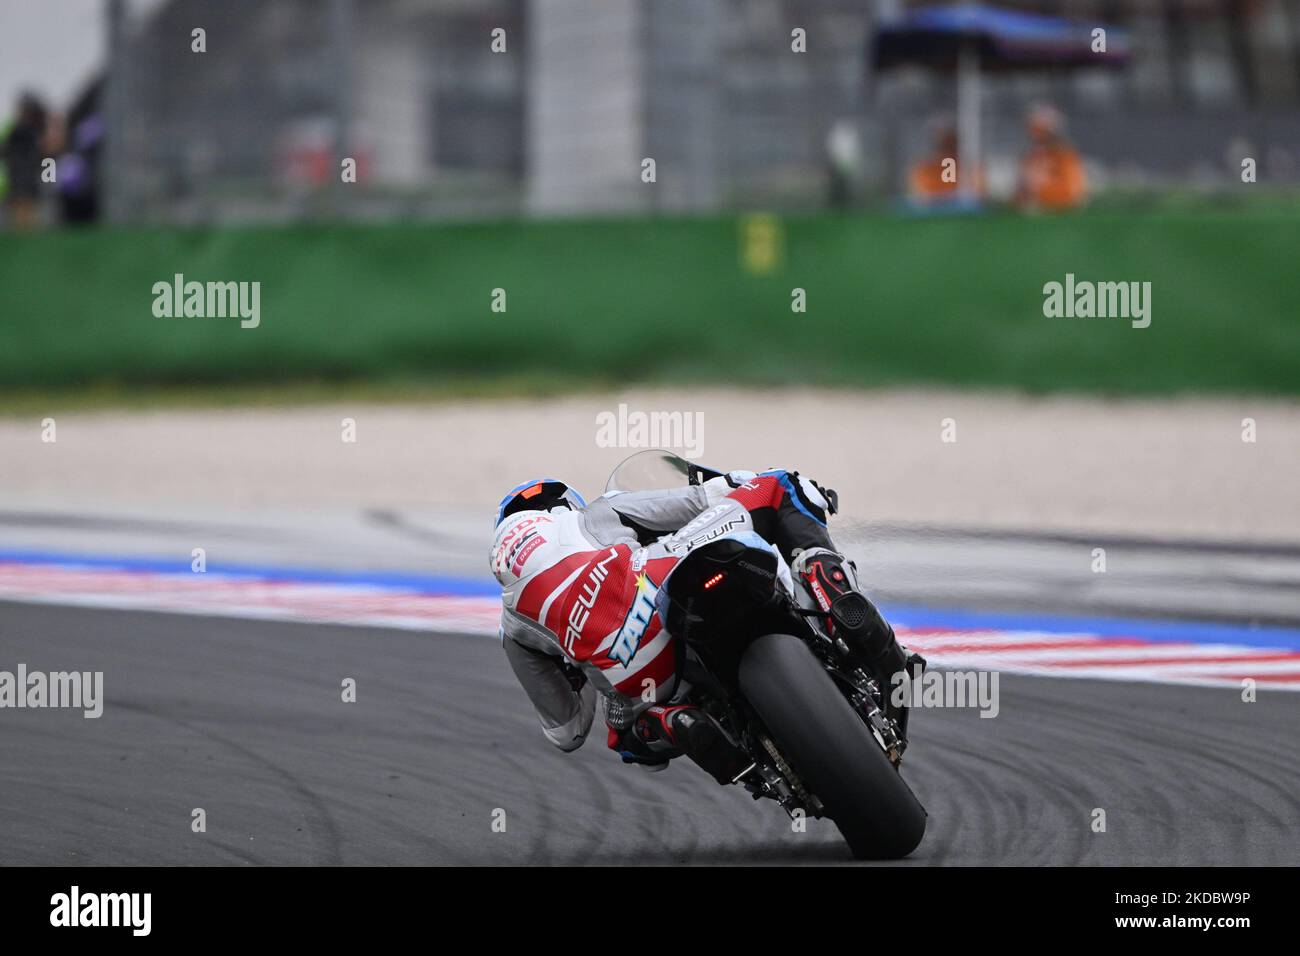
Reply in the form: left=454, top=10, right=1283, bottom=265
left=489, top=469, right=911, bottom=785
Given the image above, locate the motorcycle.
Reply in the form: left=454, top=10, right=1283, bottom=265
left=604, top=449, right=927, bottom=859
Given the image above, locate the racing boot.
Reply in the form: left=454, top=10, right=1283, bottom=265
left=635, top=705, right=751, bottom=785
left=793, top=548, right=909, bottom=719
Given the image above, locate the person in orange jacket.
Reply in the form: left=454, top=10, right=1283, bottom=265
left=1016, top=104, right=1087, bottom=212
left=908, top=118, right=985, bottom=206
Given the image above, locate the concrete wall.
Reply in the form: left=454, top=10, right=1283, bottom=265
left=526, top=0, right=644, bottom=213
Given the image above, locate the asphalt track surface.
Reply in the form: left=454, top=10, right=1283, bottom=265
left=3, top=601, right=1297, bottom=866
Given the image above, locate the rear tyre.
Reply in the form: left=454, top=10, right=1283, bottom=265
left=738, top=633, right=926, bottom=859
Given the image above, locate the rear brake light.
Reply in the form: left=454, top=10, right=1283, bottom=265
left=703, top=572, right=726, bottom=590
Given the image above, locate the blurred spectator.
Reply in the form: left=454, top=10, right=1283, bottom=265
left=908, top=117, right=983, bottom=207
left=1015, top=104, right=1087, bottom=212
left=57, top=79, right=104, bottom=225
left=825, top=119, right=863, bottom=209
left=1, top=92, right=50, bottom=230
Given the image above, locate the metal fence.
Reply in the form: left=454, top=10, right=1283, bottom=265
left=100, top=0, right=1300, bottom=224
left=107, top=0, right=525, bottom=223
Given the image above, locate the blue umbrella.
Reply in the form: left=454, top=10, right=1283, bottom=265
left=873, top=5, right=1129, bottom=199
left=874, top=4, right=1131, bottom=72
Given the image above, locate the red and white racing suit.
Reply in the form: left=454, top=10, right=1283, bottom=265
left=490, top=471, right=841, bottom=755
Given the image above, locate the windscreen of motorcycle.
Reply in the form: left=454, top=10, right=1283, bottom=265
left=604, top=449, right=693, bottom=495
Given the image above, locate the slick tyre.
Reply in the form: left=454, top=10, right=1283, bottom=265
left=739, top=633, right=927, bottom=859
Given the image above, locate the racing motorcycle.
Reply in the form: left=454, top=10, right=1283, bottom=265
left=605, top=450, right=927, bottom=860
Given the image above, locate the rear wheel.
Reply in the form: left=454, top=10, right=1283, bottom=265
left=738, top=633, right=926, bottom=859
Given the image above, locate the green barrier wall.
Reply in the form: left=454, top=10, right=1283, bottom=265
left=1, top=210, right=1295, bottom=394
